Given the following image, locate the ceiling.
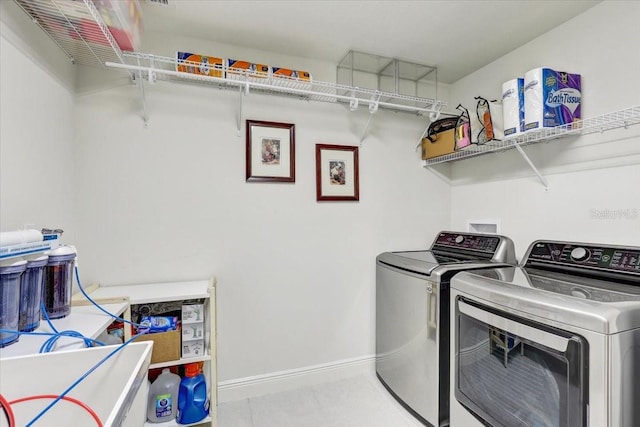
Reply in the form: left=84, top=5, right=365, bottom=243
left=140, top=0, right=601, bottom=84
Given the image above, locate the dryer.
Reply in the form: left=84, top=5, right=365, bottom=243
left=449, top=240, right=640, bottom=427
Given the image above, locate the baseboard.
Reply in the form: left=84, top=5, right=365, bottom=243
left=217, top=354, right=376, bottom=403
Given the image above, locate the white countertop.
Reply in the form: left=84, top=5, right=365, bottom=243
left=0, top=301, right=128, bottom=358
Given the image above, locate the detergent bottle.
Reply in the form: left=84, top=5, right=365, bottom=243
left=177, top=362, right=209, bottom=424
left=147, top=368, right=180, bottom=423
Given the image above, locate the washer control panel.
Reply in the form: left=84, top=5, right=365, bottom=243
left=526, top=241, right=640, bottom=274
left=433, top=232, right=500, bottom=254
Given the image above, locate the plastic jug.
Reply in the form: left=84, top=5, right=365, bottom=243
left=177, top=362, right=209, bottom=424
left=147, top=368, right=181, bottom=423
left=43, top=246, right=76, bottom=319
left=19, top=254, right=48, bottom=332
left=0, top=259, right=27, bottom=347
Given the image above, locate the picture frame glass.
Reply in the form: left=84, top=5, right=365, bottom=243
left=316, top=144, right=359, bottom=201
left=246, top=120, right=295, bottom=182
left=250, top=126, right=291, bottom=178
left=320, top=150, right=355, bottom=197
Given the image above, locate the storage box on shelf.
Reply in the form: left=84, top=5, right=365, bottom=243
left=0, top=298, right=129, bottom=358
left=136, top=329, right=181, bottom=364
left=86, top=278, right=217, bottom=427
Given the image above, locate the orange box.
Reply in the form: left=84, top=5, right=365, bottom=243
left=176, top=52, right=224, bottom=78
left=227, top=59, right=270, bottom=78
left=272, top=67, right=311, bottom=82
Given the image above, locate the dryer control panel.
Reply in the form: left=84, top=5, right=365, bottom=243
left=525, top=241, right=640, bottom=275
left=433, top=232, right=500, bottom=254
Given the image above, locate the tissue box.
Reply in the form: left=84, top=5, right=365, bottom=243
left=524, top=68, right=582, bottom=131
left=272, top=67, right=312, bottom=82
left=227, top=59, right=270, bottom=79
left=176, top=52, right=224, bottom=78
left=182, top=322, right=204, bottom=341
left=182, top=339, right=205, bottom=358
left=182, top=304, right=205, bottom=323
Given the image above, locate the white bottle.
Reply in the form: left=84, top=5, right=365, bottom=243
left=147, top=368, right=181, bottom=423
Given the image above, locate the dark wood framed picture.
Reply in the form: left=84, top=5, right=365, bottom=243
left=315, top=144, right=360, bottom=201
left=246, top=120, right=295, bottom=182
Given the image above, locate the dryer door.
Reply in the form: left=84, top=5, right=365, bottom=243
left=453, top=296, right=588, bottom=427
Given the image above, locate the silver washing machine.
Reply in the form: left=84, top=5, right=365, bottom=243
left=450, top=240, right=640, bottom=427
left=376, top=231, right=516, bottom=427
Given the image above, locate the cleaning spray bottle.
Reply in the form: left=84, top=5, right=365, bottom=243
left=177, top=362, right=209, bottom=424
left=147, top=368, right=181, bottom=423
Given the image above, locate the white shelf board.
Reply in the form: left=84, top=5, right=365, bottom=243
left=0, top=301, right=128, bottom=358
left=13, top=0, right=126, bottom=68
left=107, top=52, right=446, bottom=116
left=423, top=105, right=640, bottom=166
left=89, top=280, right=212, bottom=304
left=150, top=354, right=211, bottom=370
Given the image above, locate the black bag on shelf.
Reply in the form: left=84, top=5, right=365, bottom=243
left=425, top=116, right=459, bottom=142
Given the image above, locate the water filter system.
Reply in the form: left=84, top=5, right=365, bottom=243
left=1, top=228, right=213, bottom=425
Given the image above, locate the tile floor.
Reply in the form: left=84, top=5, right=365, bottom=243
left=217, top=374, right=426, bottom=427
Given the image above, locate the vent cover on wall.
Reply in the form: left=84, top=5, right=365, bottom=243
left=467, top=220, right=501, bottom=234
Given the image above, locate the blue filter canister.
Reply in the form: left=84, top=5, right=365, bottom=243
left=19, top=254, right=48, bottom=332
left=43, top=246, right=76, bottom=319
left=177, top=362, right=209, bottom=424
left=0, top=259, right=27, bottom=347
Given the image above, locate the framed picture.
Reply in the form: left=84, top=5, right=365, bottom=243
left=315, top=144, right=359, bottom=201
left=246, top=120, right=295, bottom=182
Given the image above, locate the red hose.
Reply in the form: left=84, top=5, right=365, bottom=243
left=8, top=395, right=103, bottom=427
left=0, top=393, right=16, bottom=427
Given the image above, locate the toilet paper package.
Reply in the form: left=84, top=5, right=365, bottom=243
left=502, top=78, right=524, bottom=138
left=524, top=68, right=581, bottom=131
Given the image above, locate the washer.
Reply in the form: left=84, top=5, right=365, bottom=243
left=449, top=240, right=640, bottom=427
left=376, top=231, right=516, bottom=427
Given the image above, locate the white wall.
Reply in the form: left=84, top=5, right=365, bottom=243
left=0, top=1, right=77, bottom=242
left=71, top=37, right=451, bottom=392
left=448, top=1, right=640, bottom=259
left=1, top=2, right=451, bottom=398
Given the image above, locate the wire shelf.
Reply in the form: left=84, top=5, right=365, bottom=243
left=14, top=0, right=126, bottom=67
left=110, top=52, right=447, bottom=116
left=423, top=105, right=640, bottom=166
